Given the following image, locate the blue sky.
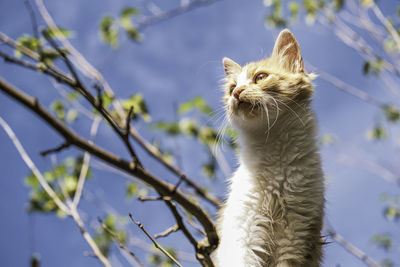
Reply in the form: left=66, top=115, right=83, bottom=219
left=0, top=0, right=399, bottom=266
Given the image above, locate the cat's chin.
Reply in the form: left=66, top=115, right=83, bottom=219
left=229, top=104, right=266, bottom=131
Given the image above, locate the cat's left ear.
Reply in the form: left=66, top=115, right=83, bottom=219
left=271, top=29, right=304, bottom=73
left=223, top=57, right=241, bottom=76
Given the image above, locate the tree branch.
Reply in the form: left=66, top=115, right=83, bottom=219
left=0, top=77, right=219, bottom=255
left=20, top=0, right=223, bottom=207
left=137, top=0, right=219, bottom=31
left=73, top=116, right=101, bottom=207
left=164, top=201, right=215, bottom=267
left=0, top=115, right=110, bottom=267
left=129, top=213, right=183, bottom=267
left=98, top=217, right=146, bottom=267
left=325, top=226, right=380, bottom=267
left=39, top=142, right=71, bottom=156
left=0, top=116, right=69, bottom=215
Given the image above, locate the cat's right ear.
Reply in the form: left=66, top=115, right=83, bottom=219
left=223, top=57, right=241, bottom=76
left=271, top=29, right=304, bottom=73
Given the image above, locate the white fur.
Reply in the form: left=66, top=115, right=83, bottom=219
left=237, top=70, right=252, bottom=88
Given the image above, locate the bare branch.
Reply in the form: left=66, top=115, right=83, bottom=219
left=0, top=32, right=39, bottom=60
left=137, top=0, right=219, bottom=31
left=0, top=78, right=219, bottom=253
left=39, top=142, right=71, bottom=157
left=73, top=116, right=101, bottom=207
left=0, top=116, right=69, bottom=214
left=164, top=201, right=214, bottom=267
left=325, top=226, right=380, bottom=267
left=154, top=224, right=179, bottom=239
left=98, top=217, right=146, bottom=267
left=70, top=208, right=111, bottom=267
left=31, top=0, right=222, bottom=207
left=24, top=0, right=40, bottom=41
left=372, top=3, right=400, bottom=55
left=0, top=115, right=110, bottom=267
left=306, top=62, right=383, bottom=107
left=129, top=213, right=183, bottom=267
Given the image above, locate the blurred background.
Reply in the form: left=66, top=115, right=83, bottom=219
left=0, top=0, right=399, bottom=266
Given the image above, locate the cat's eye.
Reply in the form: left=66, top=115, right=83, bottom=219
left=229, top=84, right=236, bottom=95
left=254, top=72, right=269, bottom=83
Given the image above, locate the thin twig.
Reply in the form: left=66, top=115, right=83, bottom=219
left=39, top=142, right=70, bottom=156
left=98, top=217, right=146, bottom=267
left=0, top=116, right=70, bottom=214
left=70, top=208, right=111, bottom=267
left=0, top=78, right=219, bottom=253
left=73, top=116, right=101, bottom=207
left=325, top=226, right=380, bottom=267
left=154, top=224, right=179, bottom=239
left=164, top=201, right=214, bottom=267
left=129, top=213, right=183, bottom=267
left=0, top=116, right=110, bottom=267
left=24, top=0, right=40, bottom=41
left=28, top=0, right=222, bottom=207
left=306, top=62, right=383, bottom=107
left=372, top=3, right=400, bottom=55
left=137, top=0, right=219, bottom=31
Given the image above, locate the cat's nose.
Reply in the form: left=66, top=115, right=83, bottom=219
left=233, top=87, right=245, bottom=100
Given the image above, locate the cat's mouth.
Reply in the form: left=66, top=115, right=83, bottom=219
left=232, top=100, right=258, bottom=116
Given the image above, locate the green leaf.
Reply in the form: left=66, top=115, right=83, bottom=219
left=384, top=206, right=400, bottom=221
left=67, top=92, right=80, bottom=100
left=319, top=134, right=337, bottom=145
left=16, top=35, right=41, bottom=54
left=105, top=215, right=116, bottom=229
left=44, top=27, right=74, bottom=38
left=138, top=188, right=148, bottom=197
left=93, top=93, right=113, bottom=114
left=178, top=97, right=213, bottom=116
left=288, top=2, right=299, bottom=20
left=162, top=152, right=174, bottom=164
left=367, top=125, right=387, bottom=140
left=30, top=253, right=40, bottom=267
left=121, top=7, right=139, bottom=18
left=371, top=233, right=392, bottom=251
left=333, top=0, right=344, bottom=11
left=382, top=105, right=400, bottom=122
left=152, top=122, right=180, bottom=135
left=381, top=258, right=394, bottom=267
left=179, top=119, right=199, bottom=136
left=100, top=16, right=119, bottom=48
left=363, top=59, right=383, bottom=76
left=25, top=173, right=39, bottom=189
left=360, top=0, right=374, bottom=8
left=303, top=0, right=325, bottom=16
left=50, top=100, right=65, bottom=121
left=198, top=126, right=218, bottom=146
left=202, top=160, right=216, bottom=178
left=363, top=61, right=371, bottom=75
left=66, top=109, right=78, bottom=123
left=64, top=175, right=77, bottom=194
left=40, top=49, right=61, bottom=65
left=126, top=183, right=139, bottom=198
left=121, top=94, right=150, bottom=121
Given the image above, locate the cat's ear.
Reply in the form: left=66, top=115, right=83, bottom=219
left=271, top=29, right=304, bottom=73
left=223, top=57, right=241, bottom=76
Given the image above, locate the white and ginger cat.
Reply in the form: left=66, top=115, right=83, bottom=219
left=215, top=29, right=325, bottom=267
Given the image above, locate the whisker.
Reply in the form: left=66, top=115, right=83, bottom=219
left=273, top=97, right=305, bottom=127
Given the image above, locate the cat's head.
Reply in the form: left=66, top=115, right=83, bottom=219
left=222, top=29, right=315, bottom=131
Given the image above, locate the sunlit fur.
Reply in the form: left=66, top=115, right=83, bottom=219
left=215, top=29, right=325, bottom=267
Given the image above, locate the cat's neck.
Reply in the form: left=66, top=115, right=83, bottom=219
left=236, top=102, right=317, bottom=175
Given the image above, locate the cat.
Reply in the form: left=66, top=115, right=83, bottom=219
left=215, top=29, right=325, bottom=267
